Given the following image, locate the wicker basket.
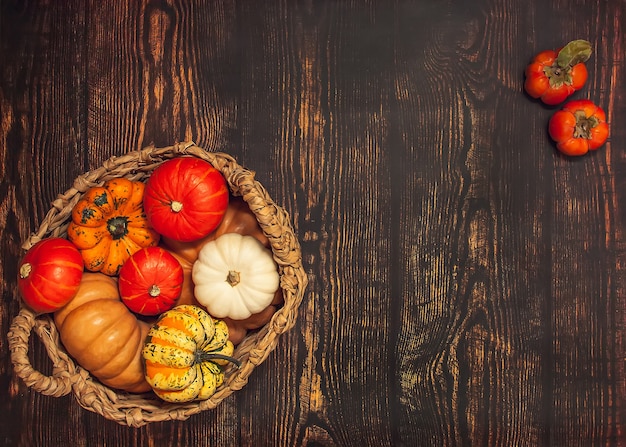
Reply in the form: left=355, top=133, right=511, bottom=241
left=7, top=141, right=308, bottom=427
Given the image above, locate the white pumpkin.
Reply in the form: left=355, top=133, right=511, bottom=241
left=192, top=233, right=280, bottom=320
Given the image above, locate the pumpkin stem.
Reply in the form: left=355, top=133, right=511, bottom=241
left=170, top=201, right=183, bottom=213
left=19, top=263, right=32, bottom=279
left=197, top=352, right=242, bottom=369
left=226, top=270, right=240, bottom=287
left=148, top=285, right=161, bottom=297
left=107, top=216, right=129, bottom=239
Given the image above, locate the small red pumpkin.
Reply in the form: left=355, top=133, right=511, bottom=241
left=143, top=157, right=229, bottom=242
left=17, top=237, right=84, bottom=313
left=118, top=246, right=183, bottom=316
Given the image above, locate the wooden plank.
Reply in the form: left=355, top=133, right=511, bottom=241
left=233, top=1, right=396, bottom=445
left=388, top=0, right=547, bottom=444
left=1, top=2, right=89, bottom=445
left=83, top=0, right=239, bottom=162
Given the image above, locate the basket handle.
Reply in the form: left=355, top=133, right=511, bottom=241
left=8, top=308, right=76, bottom=397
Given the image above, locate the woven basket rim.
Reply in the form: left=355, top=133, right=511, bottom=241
left=8, top=141, right=308, bottom=427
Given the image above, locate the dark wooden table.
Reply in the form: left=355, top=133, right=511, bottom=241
left=2, top=1, right=625, bottom=446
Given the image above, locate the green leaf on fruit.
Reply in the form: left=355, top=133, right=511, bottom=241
left=557, top=39, right=592, bottom=68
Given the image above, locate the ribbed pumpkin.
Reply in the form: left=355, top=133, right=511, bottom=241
left=67, top=178, right=160, bottom=276
left=142, top=305, right=239, bottom=402
left=54, top=272, right=152, bottom=393
left=143, top=157, right=229, bottom=242
left=192, top=233, right=280, bottom=320
left=17, top=237, right=84, bottom=313
left=118, top=246, right=183, bottom=316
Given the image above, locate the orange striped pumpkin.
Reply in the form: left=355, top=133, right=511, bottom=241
left=142, top=305, right=239, bottom=402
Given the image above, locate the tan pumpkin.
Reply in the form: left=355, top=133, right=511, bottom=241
left=54, top=272, right=151, bottom=393
left=222, top=293, right=284, bottom=345
left=162, top=196, right=283, bottom=344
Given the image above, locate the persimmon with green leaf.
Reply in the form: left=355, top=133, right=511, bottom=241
left=524, top=40, right=592, bottom=105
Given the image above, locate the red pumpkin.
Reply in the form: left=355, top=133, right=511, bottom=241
left=17, top=237, right=84, bottom=313
left=143, top=157, right=229, bottom=242
left=118, top=246, right=183, bottom=316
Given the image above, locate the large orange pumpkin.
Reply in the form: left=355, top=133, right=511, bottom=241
left=54, top=272, right=152, bottom=393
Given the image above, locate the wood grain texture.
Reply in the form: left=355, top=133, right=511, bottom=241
left=1, top=0, right=625, bottom=446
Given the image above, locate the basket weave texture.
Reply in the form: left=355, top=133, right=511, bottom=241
left=8, top=141, right=308, bottom=427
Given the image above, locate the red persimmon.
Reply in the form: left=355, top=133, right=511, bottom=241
left=548, top=99, right=609, bottom=156
left=18, top=238, right=84, bottom=313
left=118, top=246, right=183, bottom=316
left=524, top=40, right=591, bottom=105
